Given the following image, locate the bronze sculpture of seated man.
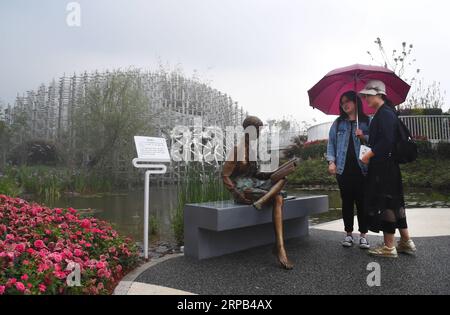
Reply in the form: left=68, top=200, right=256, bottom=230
left=222, top=116, right=294, bottom=270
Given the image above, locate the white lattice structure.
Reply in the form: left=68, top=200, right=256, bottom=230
left=3, top=69, right=248, bottom=182
left=5, top=70, right=246, bottom=142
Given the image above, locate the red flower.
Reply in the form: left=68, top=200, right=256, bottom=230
left=53, top=270, right=67, bottom=280
left=6, top=278, right=17, bottom=287
left=38, top=284, right=46, bottom=293
left=0, top=194, right=139, bottom=295
left=34, top=240, right=45, bottom=249
left=15, top=243, right=26, bottom=253
left=15, top=282, right=26, bottom=292
left=80, top=219, right=91, bottom=229
left=96, top=261, right=107, bottom=269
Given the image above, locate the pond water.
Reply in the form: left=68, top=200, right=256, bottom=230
left=34, top=185, right=450, bottom=244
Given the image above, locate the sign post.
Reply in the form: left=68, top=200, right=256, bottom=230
left=132, top=136, right=170, bottom=260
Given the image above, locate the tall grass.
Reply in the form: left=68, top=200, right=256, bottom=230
left=171, top=165, right=229, bottom=245
left=1, top=165, right=113, bottom=203
left=13, top=165, right=66, bottom=202
left=71, top=170, right=113, bottom=194
left=0, top=170, right=22, bottom=197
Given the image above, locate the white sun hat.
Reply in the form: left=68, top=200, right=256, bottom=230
left=359, top=80, right=387, bottom=96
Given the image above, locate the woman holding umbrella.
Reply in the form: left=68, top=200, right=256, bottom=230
left=309, top=64, right=415, bottom=256
left=359, top=80, right=416, bottom=258
left=327, top=91, right=371, bottom=249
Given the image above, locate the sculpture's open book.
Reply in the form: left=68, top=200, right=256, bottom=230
left=270, top=158, right=299, bottom=183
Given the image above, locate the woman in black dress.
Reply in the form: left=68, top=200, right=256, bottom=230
left=359, top=80, right=417, bottom=258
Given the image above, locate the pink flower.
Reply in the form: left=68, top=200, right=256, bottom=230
left=96, top=261, right=107, bottom=269
left=7, top=278, right=17, bottom=286
left=15, top=282, right=26, bottom=292
left=34, top=240, right=45, bottom=249
left=80, top=219, right=91, bottom=229
left=53, top=270, right=67, bottom=280
left=63, top=249, right=73, bottom=259
left=37, top=262, right=51, bottom=273
left=68, top=207, right=77, bottom=214
left=15, top=243, right=26, bottom=253
left=52, top=253, right=63, bottom=263
left=0, top=194, right=139, bottom=295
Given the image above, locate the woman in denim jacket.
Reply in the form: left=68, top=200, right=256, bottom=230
left=326, top=91, right=371, bottom=249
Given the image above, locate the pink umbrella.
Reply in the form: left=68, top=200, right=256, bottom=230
left=308, top=64, right=411, bottom=119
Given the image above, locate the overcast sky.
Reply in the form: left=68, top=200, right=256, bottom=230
left=1, top=0, right=449, bottom=126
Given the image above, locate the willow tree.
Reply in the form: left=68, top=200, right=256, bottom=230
left=70, top=70, right=155, bottom=188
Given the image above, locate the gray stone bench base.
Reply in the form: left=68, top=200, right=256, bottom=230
left=184, top=195, right=329, bottom=260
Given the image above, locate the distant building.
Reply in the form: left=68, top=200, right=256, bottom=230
left=307, top=121, right=334, bottom=142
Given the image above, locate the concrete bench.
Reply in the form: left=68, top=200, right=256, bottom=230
left=184, top=195, right=329, bottom=260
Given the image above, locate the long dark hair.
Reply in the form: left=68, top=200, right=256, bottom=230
left=338, top=91, right=369, bottom=124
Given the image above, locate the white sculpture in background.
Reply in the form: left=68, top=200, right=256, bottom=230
left=170, top=118, right=280, bottom=171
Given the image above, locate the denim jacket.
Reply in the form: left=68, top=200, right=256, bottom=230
left=326, top=118, right=371, bottom=176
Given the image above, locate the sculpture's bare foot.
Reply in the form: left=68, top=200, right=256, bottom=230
left=272, top=246, right=294, bottom=270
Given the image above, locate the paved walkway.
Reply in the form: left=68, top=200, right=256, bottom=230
left=115, top=208, right=450, bottom=295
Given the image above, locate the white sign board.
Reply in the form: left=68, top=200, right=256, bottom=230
left=134, top=136, right=171, bottom=162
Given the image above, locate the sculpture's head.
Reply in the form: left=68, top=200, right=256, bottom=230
left=242, top=116, right=263, bottom=139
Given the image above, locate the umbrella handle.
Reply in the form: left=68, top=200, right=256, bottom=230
left=354, top=75, right=360, bottom=134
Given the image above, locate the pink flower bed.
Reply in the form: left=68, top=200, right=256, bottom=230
left=0, top=194, right=140, bottom=295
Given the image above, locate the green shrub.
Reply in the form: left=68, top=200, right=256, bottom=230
left=300, top=140, right=328, bottom=160
left=149, top=215, right=159, bottom=237
left=8, top=140, right=61, bottom=166
left=423, top=108, right=443, bottom=116
left=415, top=140, right=433, bottom=158
left=411, top=108, right=425, bottom=116
left=0, top=174, right=22, bottom=197
left=401, top=158, right=450, bottom=190
left=437, top=142, right=450, bottom=159
left=287, top=159, right=335, bottom=186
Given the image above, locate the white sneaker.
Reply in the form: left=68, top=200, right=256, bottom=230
left=359, top=237, right=370, bottom=249
left=342, top=235, right=354, bottom=247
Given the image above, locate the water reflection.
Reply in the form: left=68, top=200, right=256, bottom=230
left=35, top=185, right=450, bottom=243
